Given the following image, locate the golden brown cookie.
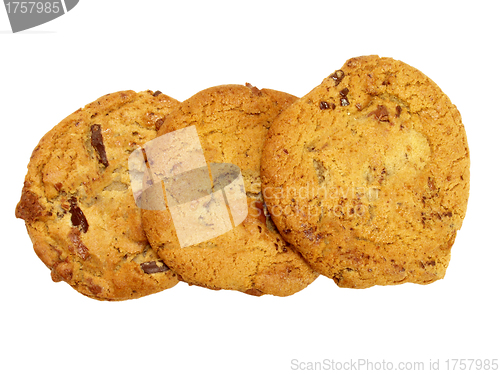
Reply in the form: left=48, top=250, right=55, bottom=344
left=261, top=56, right=470, bottom=288
left=141, top=84, right=318, bottom=296
left=16, top=90, right=180, bottom=300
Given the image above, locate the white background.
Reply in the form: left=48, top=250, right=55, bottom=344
left=1, top=1, right=499, bottom=373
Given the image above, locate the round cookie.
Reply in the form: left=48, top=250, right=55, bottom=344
left=16, top=90, right=180, bottom=300
left=141, top=84, right=318, bottom=296
left=261, top=56, right=470, bottom=288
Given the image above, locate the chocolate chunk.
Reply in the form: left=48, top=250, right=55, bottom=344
left=141, top=261, right=170, bottom=274
left=51, top=260, right=73, bottom=282
left=90, top=124, right=109, bottom=167
left=152, top=90, right=162, bottom=97
left=68, top=228, right=90, bottom=260
left=15, top=189, right=46, bottom=223
left=368, top=105, right=390, bottom=122
left=155, top=118, right=164, bottom=131
left=329, top=70, right=345, bottom=86
left=87, top=278, right=102, bottom=295
left=319, top=101, right=330, bottom=110
left=245, top=288, right=264, bottom=296
left=396, top=105, right=402, bottom=118
left=245, top=82, right=262, bottom=96
left=338, top=88, right=350, bottom=106
left=69, top=197, right=89, bottom=233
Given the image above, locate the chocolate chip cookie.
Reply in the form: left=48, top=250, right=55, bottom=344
left=16, top=90, right=180, bottom=300
left=261, top=56, right=470, bottom=288
left=141, top=84, right=318, bottom=296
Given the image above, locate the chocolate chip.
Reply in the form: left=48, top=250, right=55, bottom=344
left=368, top=105, right=390, bottom=122
left=90, top=124, right=109, bottom=167
left=15, top=190, right=46, bottom=223
left=69, top=197, right=89, bottom=233
left=319, top=101, right=330, bottom=110
left=338, top=88, right=350, bottom=106
left=245, top=288, right=264, bottom=296
left=396, top=105, right=402, bottom=118
left=51, top=260, right=73, bottom=282
left=152, top=90, right=162, bottom=97
left=68, top=228, right=90, bottom=260
left=87, top=280, right=102, bottom=295
left=155, top=118, right=164, bottom=131
left=329, top=70, right=345, bottom=86
left=245, top=82, right=262, bottom=96
left=141, top=261, right=170, bottom=274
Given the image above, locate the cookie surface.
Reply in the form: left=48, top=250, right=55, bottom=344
left=261, top=56, right=470, bottom=288
left=16, top=90, right=180, bottom=300
left=141, top=84, right=318, bottom=296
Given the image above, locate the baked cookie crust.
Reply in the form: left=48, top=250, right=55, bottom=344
left=16, top=90, right=180, bottom=300
left=142, top=84, right=318, bottom=296
left=261, top=56, right=470, bottom=288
